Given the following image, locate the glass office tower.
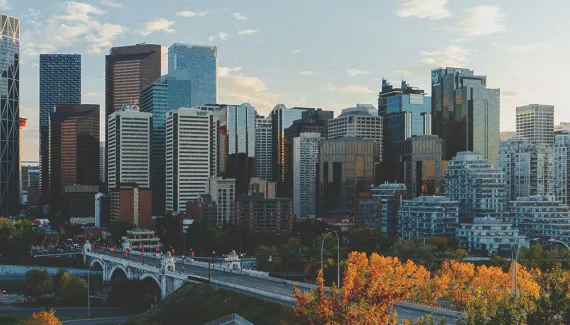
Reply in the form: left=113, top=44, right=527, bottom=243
left=168, top=43, right=217, bottom=107
left=0, top=15, right=20, bottom=216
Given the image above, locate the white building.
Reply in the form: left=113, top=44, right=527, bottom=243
left=509, top=195, right=570, bottom=245
left=166, top=108, right=217, bottom=213
left=293, top=132, right=321, bottom=219
left=516, top=104, right=554, bottom=147
left=398, top=196, right=459, bottom=243
left=205, top=177, right=236, bottom=227
left=255, top=116, right=272, bottom=181
left=555, top=134, right=570, bottom=204
left=457, top=217, right=528, bottom=254
left=498, top=137, right=554, bottom=201
left=444, top=152, right=507, bottom=222
left=327, top=104, right=382, bottom=160
left=107, top=107, right=151, bottom=190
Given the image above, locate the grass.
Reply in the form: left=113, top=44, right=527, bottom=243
left=131, top=282, right=292, bottom=325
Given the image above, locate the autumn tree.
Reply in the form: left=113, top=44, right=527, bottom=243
left=432, top=260, right=475, bottom=309
left=25, top=269, right=52, bottom=302
left=23, top=310, right=61, bottom=325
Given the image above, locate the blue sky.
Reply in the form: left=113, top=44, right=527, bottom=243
left=10, top=0, right=570, bottom=160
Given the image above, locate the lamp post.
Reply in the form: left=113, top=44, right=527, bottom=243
left=320, top=229, right=340, bottom=288
left=548, top=238, right=570, bottom=250
left=209, top=251, right=215, bottom=283
left=513, top=238, right=541, bottom=306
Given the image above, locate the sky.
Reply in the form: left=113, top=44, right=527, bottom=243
left=10, top=0, right=570, bottom=161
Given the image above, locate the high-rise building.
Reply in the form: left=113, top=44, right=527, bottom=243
left=110, top=184, right=153, bottom=229
left=107, top=107, right=151, bottom=191
left=166, top=108, right=217, bottom=213
left=398, top=135, right=448, bottom=197
left=249, top=178, right=276, bottom=199
left=205, top=177, right=236, bottom=227
left=140, top=76, right=168, bottom=215
left=555, top=134, right=570, bottom=204
left=317, top=138, right=380, bottom=216
left=168, top=43, right=217, bottom=107
left=39, top=54, right=81, bottom=205
left=21, top=162, right=39, bottom=205
left=0, top=15, right=20, bottom=216
left=99, top=142, right=105, bottom=185
left=328, top=104, right=382, bottom=158
left=431, top=68, right=500, bottom=163
left=271, top=104, right=333, bottom=197
left=293, top=132, right=321, bottom=220
left=509, top=195, right=570, bottom=244
left=457, top=217, right=528, bottom=254
left=444, top=152, right=506, bottom=222
left=498, top=137, right=554, bottom=201
left=516, top=104, right=554, bottom=147
left=63, top=185, right=98, bottom=219
left=49, top=104, right=100, bottom=218
left=255, top=116, right=272, bottom=181
left=235, top=194, right=293, bottom=232
left=372, top=183, right=408, bottom=236
left=398, top=196, right=459, bottom=243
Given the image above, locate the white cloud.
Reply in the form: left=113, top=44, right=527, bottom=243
left=232, top=13, right=248, bottom=20
left=60, top=1, right=105, bottom=21
left=502, top=89, right=522, bottom=97
left=456, top=5, right=506, bottom=37
left=397, top=0, right=450, bottom=20
left=218, top=66, right=266, bottom=92
left=140, top=18, right=175, bottom=36
left=177, top=10, right=208, bottom=17
left=325, top=84, right=338, bottom=92
left=347, top=69, right=369, bottom=76
left=217, top=66, right=242, bottom=77
left=494, top=42, right=538, bottom=55
left=209, top=31, right=228, bottom=42
left=238, top=29, right=258, bottom=36
left=100, top=0, right=122, bottom=8
left=293, top=49, right=301, bottom=54
left=399, top=45, right=471, bottom=76
left=0, top=0, right=9, bottom=10
left=218, top=66, right=278, bottom=111
left=299, top=70, right=314, bottom=76
left=86, top=23, right=124, bottom=53
left=342, top=85, right=374, bottom=94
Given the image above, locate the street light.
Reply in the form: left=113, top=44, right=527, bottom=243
left=320, top=229, right=340, bottom=288
left=548, top=238, right=570, bottom=250
left=512, top=238, right=541, bottom=306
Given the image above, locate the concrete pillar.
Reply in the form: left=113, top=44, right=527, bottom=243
left=160, top=275, right=167, bottom=300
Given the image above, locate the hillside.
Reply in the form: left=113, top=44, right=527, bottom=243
left=131, top=283, right=292, bottom=325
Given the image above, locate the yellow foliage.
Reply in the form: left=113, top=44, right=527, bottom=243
left=23, top=310, right=61, bottom=325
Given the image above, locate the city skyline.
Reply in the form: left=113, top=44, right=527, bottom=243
left=12, top=0, right=570, bottom=161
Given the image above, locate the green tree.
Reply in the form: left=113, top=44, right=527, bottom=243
left=453, top=249, right=468, bottom=261
left=24, top=269, right=52, bottom=302
left=527, top=264, right=570, bottom=325
left=58, top=274, right=87, bottom=306
left=0, top=218, right=34, bottom=257
left=53, top=269, right=69, bottom=296
left=255, top=245, right=278, bottom=271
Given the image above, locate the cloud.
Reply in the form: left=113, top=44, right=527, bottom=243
left=232, top=13, right=248, bottom=20
left=0, top=0, right=9, bottom=10
left=299, top=70, right=314, bottom=76
left=342, top=85, right=374, bottom=94
left=218, top=66, right=242, bottom=77
left=140, top=18, right=175, bottom=36
left=456, top=5, right=506, bottom=37
left=209, top=31, right=228, bottom=42
left=494, top=42, right=538, bottom=55
left=399, top=45, right=471, bottom=76
left=86, top=23, right=125, bottom=54
left=325, top=84, right=338, bottom=92
left=100, top=0, right=122, bottom=7
left=347, top=69, right=369, bottom=76
left=177, top=10, right=208, bottom=17
left=397, top=0, right=450, bottom=20
left=218, top=66, right=266, bottom=92
left=218, top=66, right=279, bottom=112
left=501, top=89, right=521, bottom=97
left=238, top=29, right=258, bottom=36
left=293, top=49, right=301, bottom=54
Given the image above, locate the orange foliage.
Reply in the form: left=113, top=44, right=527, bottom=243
left=23, top=310, right=61, bottom=325
left=433, top=260, right=475, bottom=309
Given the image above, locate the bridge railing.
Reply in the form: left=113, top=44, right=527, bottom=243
left=204, top=313, right=254, bottom=325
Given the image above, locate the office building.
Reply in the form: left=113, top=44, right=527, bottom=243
left=186, top=194, right=217, bottom=227
left=293, top=132, right=321, bottom=219
left=516, top=104, right=554, bottom=147
left=457, top=217, right=528, bottom=255
left=107, top=107, right=151, bottom=191
left=99, top=142, right=105, bottom=184
left=498, top=137, right=554, bottom=201
left=255, top=116, right=272, bottom=181
left=168, top=43, right=217, bottom=107
left=235, top=194, right=293, bottom=232
left=0, top=15, right=20, bottom=216
left=166, top=108, right=217, bottom=213
left=110, top=184, right=153, bottom=229
left=398, top=196, right=459, bottom=242
left=21, top=163, right=39, bottom=205
left=509, top=195, right=570, bottom=245
left=328, top=104, right=382, bottom=159
left=95, top=193, right=109, bottom=228
left=398, top=135, right=448, bottom=197
left=39, top=54, right=81, bottom=204
left=49, top=104, right=100, bottom=218
left=63, top=185, right=98, bottom=219
left=354, top=192, right=381, bottom=228
left=555, top=134, right=570, bottom=204
left=431, top=68, right=500, bottom=163
left=317, top=138, right=380, bottom=216
left=444, top=152, right=506, bottom=222
left=205, top=177, right=236, bottom=227
left=140, top=76, right=168, bottom=214
left=249, top=178, right=276, bottom=199
left=369, top=183, right=408, bottom=235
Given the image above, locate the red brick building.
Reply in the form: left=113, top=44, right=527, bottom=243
left=110, top=184, right=153, bottom=229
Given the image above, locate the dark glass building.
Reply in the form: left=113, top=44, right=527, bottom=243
left=39, top=54, right=81, bottom=205
left=0, top=15, right=20, bottom=216
left=49, top=104, right=99, bottom=221
left=431, top=68, right=500, bottom=163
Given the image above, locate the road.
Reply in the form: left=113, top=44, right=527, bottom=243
left=0, top=306, right=144, bottom=316
left=93, top=249, right=463, bottom=322
left=62, top=316, right=134, bottom=325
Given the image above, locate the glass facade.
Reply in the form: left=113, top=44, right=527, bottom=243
left=0, top=15, right=20, bottom=216
left=255, top=116, right=272, bottom=181
left=39, top=54, right=81, bottom=203
left=168, top=43, right=217, bottom=107
left=226, top=103, right=256, bottom=195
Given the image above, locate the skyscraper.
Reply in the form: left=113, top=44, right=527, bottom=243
left=516, top=104, right=554, bottom=147
left=99, top=142, right=105, bottom=184
left=107, top=107, right=151, bottom=191
left=0, top=15, right=20, bottom=216
left=21, top=162, right=39, bottom=205
left=327, top=104, right=383, bottom=157
left=293, top=132, right=321, bottom=219
left=48, top=104, right=99, bottom=219
left=255, top=116, right=272, bottom=181
left=555, top=134, right=570, bottom=204
left=39, top=54, right=81, bottom=205
left=432, top=68, right=500, bottom=163
left=140, top=76, right=168, bottom=214
left=168, top=43, right=217, bottom=107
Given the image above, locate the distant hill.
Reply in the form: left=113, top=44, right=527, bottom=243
left=131, top=283, right=291, bottom=325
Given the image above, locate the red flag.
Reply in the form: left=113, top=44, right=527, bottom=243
left=125, top=249, right=128, bottom=256
left=191, top=251, right=195, bottom=258
left=142, top=244, right=145, bottom=251
left=140, top=252, right=143, bottom=259
left=156, top=247, right=159, bottom=253
left=171, top=249, right=175, bottom=255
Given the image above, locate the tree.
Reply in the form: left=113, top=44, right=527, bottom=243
left=526, top=264, right=570, bottom=324
left=58, top=274, right=87, bottom=306
left=453, top=249, right=468, bottom=261
left=255, top=245, right=278, bottom=272
left=23, top=310, right=61, bottom=325
left=433, top=260, right=475, bottom=310
left=53, top=269, right=68, bottom=296
left=0, top=218, right=34, bottom=258
left=25, top=269, right=52, bottom=302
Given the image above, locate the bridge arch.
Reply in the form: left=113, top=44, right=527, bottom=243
left=140, top=273, right=163, bottom=302
left=140, top=273, right=160, bottom=287
left=90, top=259, right=104, bottom=270
left=109, top=265, right=129, bottom=281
